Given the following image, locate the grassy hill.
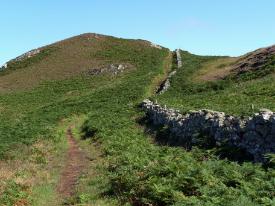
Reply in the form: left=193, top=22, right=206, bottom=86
left=0, top=34, right=274, bottom=205
left=156, top=49, right=275, bottom=116
left=0, top=33, right=158, bottom=92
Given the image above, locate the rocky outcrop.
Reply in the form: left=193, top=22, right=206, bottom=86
left=1, top=49, right=41, bottom=70
left=87, top=64, right=129, bottom=76
left=12, top=49, right=40, bottom=63
left=142, top=99, right=275, bottom=162
left=150, top=43, right=162, bottom=49
left=0, top=63, right=7, bottom=70
left=231, top=45, right=275, bottom=74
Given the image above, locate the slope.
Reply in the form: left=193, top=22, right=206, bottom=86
left=0, top=35, right=274, bottom=206
left=0, top=34, right=169, bottom=205
left=0, top=33, right=159, bottom=92
left=80, top=48, right=275, bottom=205
left=156, top=48, right=275, bottom=116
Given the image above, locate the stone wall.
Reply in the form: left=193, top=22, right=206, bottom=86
left=176, top=49, right=182, bottom=68
left=142, top=99, right=275, bottom=162
left=157, top=71, right=177, bottom=94
left=157, top=50, right=182, bottom=94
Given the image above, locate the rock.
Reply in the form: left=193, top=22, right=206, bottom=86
left=150, top=43, right=162, bottom=49
left=4, top=49, right=41, bottom=66
left=87, top=64, right=129, bottom=76
left=0, top=63, right=7, bottom=70
left=259, top=109, right=273, bottom=120
left=14, top=49, right=40, bottom=62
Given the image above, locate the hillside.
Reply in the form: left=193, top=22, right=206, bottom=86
left=0, top=33, right=160, bottom=92
left=0, top=34, right=274, bottom=206
left=157, top=48, right=275, bottom=116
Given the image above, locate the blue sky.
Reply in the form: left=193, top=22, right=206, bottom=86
left=1, top=0, right=275, bottom=65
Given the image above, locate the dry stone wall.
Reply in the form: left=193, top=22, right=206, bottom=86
left=176, top=49, right=182, bottom=68
left=142, top=99, right=275, bottom=162
left=157, top=49, right=181, bottom=94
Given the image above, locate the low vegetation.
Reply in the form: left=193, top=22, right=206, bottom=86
left=0, top=34, right=274, bottom=205
left=0, top=34, right=169, bottom=205
left=156, top=51, right=275, bottom=116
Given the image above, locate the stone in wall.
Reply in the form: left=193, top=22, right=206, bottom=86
left=142, top=99, right=275, bottom=162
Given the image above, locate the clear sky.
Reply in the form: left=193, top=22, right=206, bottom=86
left=1, top=0, right=275, bottom=65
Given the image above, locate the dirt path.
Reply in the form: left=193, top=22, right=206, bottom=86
left=56, top=127, right=87, bottom=198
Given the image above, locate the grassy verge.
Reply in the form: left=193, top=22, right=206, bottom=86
left=59, top=115, right=120, bottom=206
left=0, top=123, right=68, bottom=206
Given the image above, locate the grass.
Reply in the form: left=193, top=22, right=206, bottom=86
left=79, top=51, right=274, bottom=205
left=0, top=134, right=67, bottom=206
left=0, top=33, right=150, bottom=92
left=146, top=51, right=173, bottom=96
left=0, top=35, right=169, bottom=205
left=0, top=35, right=274, bottom=205
left=64, top=115, right=120, bottom=206
left=1, top=46, right=57, bottom=76
left=156, top=51, right=275, bottom=116
left=192, top=56, right=237, bottom=82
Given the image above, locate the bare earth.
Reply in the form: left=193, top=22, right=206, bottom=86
left=56, top=128, right=87, bottom=198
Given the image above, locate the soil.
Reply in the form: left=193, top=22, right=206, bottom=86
left=56, top=127, right=87, bottom=198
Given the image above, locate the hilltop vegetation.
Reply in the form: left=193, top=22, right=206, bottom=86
left=0, top=34, right=274, bottom=205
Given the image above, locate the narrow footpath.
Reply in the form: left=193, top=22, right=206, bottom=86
left=56, top=127, right=87, bottom=198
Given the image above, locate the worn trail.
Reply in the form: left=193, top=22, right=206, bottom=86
left=56, top=127, right=87, bottom=198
